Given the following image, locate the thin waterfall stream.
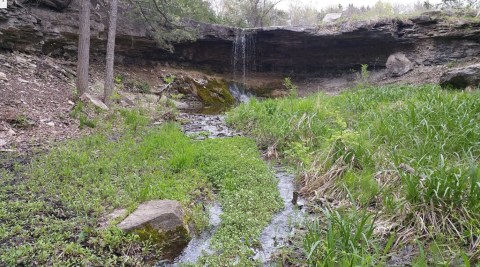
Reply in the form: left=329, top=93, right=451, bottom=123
left=232, top=29, right=256, bottom=85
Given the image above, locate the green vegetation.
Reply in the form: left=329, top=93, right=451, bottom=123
left=163, top=75, right=176, bottom=85
left=227, top=84, right=480, bottom=265
left=198, top=138, right=282, bottom=265
left=0, top=108, right=281, bottom=266
left=283, top=77, right=298, bottom=98
left=125, top=79, right=151, bottom=94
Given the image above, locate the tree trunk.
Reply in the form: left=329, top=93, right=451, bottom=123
left=104, top=0, right=118, bottom=106
left=76, top=0, right=90, bottom=97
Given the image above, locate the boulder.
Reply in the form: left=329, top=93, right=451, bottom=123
left=386, top=53, right=413, bottom=77
left=323, top=13, right=342, bottom=23
left=117, top=200, right=190, bottom=259
left=80, top=93, right=109, bottom=111
left=440, top=64, right=480, bottom=90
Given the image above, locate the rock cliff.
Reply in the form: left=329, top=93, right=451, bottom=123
left=1, top=2, right=480, bottom=77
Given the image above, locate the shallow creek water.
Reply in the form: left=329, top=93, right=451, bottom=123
left=167, top=112, right=304, bottom=266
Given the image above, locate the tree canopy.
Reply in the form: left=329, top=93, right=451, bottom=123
left=126, top=0, right=217, bottom=50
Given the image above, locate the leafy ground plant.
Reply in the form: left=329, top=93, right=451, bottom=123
left=227, top=84, right=480, bottom=265
left=0, top=109, right=281, bottom=266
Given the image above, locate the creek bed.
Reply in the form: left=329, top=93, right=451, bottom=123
left=166, top=112, right=305, bottom=266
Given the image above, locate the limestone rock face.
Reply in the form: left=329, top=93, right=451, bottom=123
left=440, top=64, right=480, bottom=89
left=386, top=53, right=414, bottom=77
left=2, top=6, right=480, bottom=76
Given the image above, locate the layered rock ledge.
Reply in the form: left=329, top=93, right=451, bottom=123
left=1, top=2, right=480, bottom=76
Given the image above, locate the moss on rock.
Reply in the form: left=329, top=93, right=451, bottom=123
left=195, top=78, right=235, bottom=107
left=135, top=224, right=190, bottom=260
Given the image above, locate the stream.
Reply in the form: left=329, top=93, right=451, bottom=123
left=166, top=110, right=305, bottom=266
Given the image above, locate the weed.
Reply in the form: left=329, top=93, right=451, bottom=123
left=114, top=74, right=123, bottom=84
left=120, top=109, right=149, bottom=132
left=356, top=64, right=370, bottom=88
left=283, top=77, right=298, bottom=98
left=71, top=101, right=97, bottom=129
left=163, top=75, right=176, bottom=85
left=125, top=79, right=151, bottom=94
left=9, top=114, right=31, bottom=129
left=304, top=208, right=385, bottom=266
left=228, top=84, right=480, bottom=265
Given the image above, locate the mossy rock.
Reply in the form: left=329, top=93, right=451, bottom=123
left=135, top=224, right=190, bottom=260
left=194, top=78, right=235, bottom=107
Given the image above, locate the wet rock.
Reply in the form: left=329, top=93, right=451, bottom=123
left=117, top=200, right=190, bottom=259
left=80, top=93, right=109, bottom=110
left=440, top=64, right=480, bottom=89
left=173, top=76, right=235, bottom=108
left=386, top=53, right=413, bottom=77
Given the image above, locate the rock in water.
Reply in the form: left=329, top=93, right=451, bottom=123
left=440, top=64, right=480, bottom=90
left=117, top=200, right=190, bottom=259
left=386, top=53, right=413, bottom=77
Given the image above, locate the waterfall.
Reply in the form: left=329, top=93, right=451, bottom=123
left=232, top=29, right=256, bottom=85
left=229, top=82, right=253, bottom=103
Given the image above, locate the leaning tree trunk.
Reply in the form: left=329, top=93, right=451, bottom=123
left=76, top=0, right=90, bottom=97
left=104, top=0, right=118, bottom=106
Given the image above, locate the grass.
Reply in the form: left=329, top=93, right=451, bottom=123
left=0, top=106, right=282, bottom=266
left=227, top=84, right=480, bottom=265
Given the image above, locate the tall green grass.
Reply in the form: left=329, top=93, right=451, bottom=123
left=227, top=85, right=480, bottom=265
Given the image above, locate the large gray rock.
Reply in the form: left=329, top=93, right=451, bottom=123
left=386, top=53, right=413, bottom=77
left=118, top=200, right=187, bottom=232
left=117, top=200, right=190, bottom=259
left=80, top=93, right=109, bottom=111
left=440, top=64, right=480, bottom=89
